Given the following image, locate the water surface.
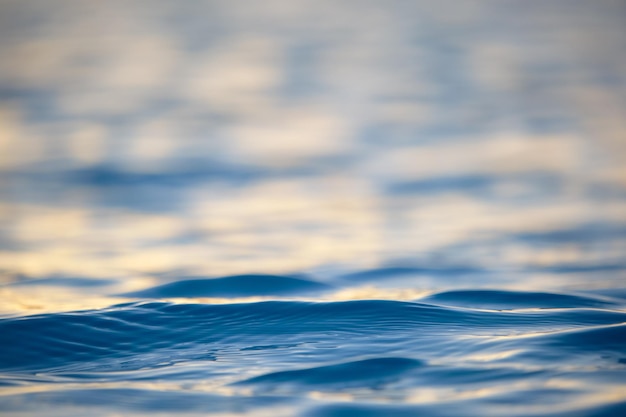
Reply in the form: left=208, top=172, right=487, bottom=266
left=1, top=0, right=626, bottom=415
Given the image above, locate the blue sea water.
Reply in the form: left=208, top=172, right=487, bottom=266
left=1, top=0, right=626, bottom=416
left=1, top=287, right=626, bottom=416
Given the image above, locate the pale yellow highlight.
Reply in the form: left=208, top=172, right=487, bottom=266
left=364, top=132, right=584, bottom=181
left=183, top=36, right=282, bottom=112
left=228, top=107, right=352, bottom=164
left=0, top=287, right=127, bottom=317
left=67, top=124, right=108, bottom=166
left=0, top=107, right=43, bottom=168
left=325, top=286, right=431, bottom=302
left=124, top=120, right=182, bottom=169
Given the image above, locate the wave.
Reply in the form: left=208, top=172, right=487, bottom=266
left=305, top=400, right=626, bottom=417
left=339, top=266, right=483, bottom=282
left=121, top=274, right=333, bottom=298
left=1, top=299, right=625, bottom=378
left=235, top=357, right=424, bottom=389
left=422, top=289, right=622, bottom=310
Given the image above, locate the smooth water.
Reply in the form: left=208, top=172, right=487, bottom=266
left=1, top=1, right=626, bottom=416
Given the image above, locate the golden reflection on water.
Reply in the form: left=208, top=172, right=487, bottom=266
left=0, top=287, right=135, bottom=317
left=0, top=283, right=433, bottom=316
left=2, top=187, right=624, bottom=280
left=1, top=0, right=626, bottom=315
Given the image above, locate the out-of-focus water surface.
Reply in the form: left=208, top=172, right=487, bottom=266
left=1, top=1, right=626, bottom=416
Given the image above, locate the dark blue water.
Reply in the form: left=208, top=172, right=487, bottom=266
left=1, top=0, right=626, bottom=415
left=1, top=276, right=626, bottom=416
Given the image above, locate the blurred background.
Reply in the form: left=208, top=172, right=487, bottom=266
left=1, top=0, right=625, bottom=305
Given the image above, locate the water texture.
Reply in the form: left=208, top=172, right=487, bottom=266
left=1, top=0, right=626, bottom=416
left=1, top=287, right=626, bottom=416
